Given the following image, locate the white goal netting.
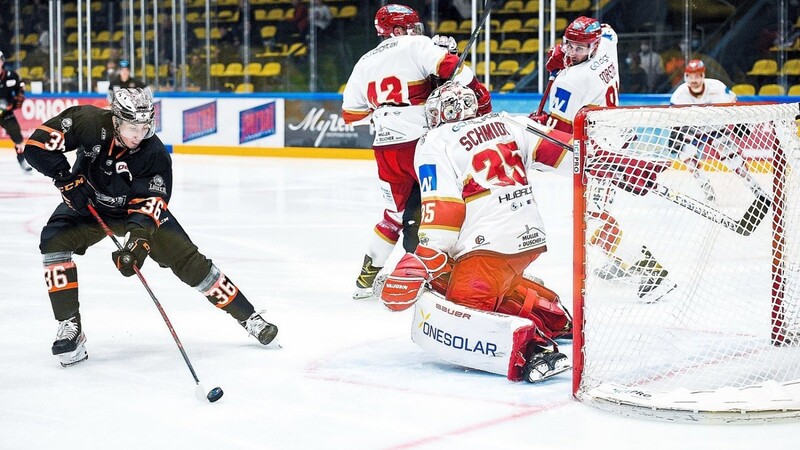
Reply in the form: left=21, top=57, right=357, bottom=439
left=573, top=102, right=800, bottom=422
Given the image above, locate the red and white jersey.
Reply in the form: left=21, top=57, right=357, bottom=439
left=342, top=35, right=475, bottom=148
left=548, top=25, right=620, bottom=133
left=414, top=113, right=572, bottom=260
left=669, top=78, right=737, bottom=105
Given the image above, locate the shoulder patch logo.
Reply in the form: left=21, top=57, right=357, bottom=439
left=419, top=164, right=437, bottom=192
left=61, top=118, right=73, bottom=133
left=149, top=175, right=167, bottom=195
left=552, top=87, right=572, bottom=113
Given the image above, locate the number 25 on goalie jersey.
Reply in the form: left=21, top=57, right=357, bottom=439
left=414, top=113, right=574, bottom=260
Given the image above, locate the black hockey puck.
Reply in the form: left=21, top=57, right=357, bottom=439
left=207, top=386, right=224, bottom=403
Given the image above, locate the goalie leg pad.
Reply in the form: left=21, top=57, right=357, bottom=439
left=410, top=291, right=547, bottom=381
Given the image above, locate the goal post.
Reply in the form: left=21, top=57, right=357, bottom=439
left=572, top=102, right=800, bottom=422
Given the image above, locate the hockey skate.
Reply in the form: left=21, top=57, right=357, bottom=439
left=631, top=248, right=677, bottom=303
left=523, top=348, right=570, bottom=383
left=637, top=268, right=677, bottom=303
left=594, top=257, right=631, bottom=281
left=699, top=181, right=716, bottom=203
left=239, top=310, right=279, bottom=345
left=352, top=254, right=382, bottom=300
left=51, top=315, right=88, bottom=367
left=18, top=158, right=32, bottom=173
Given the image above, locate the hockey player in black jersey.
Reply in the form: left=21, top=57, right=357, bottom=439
left=23, top=87, right=278, bottom=367
left=0, top=50, right=31, bottom=172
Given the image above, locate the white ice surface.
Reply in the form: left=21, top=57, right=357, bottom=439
left=2, top=152, right=799, bottom=449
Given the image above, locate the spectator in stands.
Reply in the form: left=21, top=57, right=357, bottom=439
left=639, top=40, right=665, bottom=93
left=109, top=60, right=145, bottom=96
left=621, top=52, right=647, bottom=93
left=311, top=0, right=333, bottom=37
left=104, top=60, right=117, bottom=82
left=290, top=0, right=310, bottom=41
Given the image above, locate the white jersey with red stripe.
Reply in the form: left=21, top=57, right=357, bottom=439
left=669, top=78, right=737, bottom=105
left=548, top=25, right=620, bottom=132
left=342, top=35, right=476, bottom=148
left=414, top=113, right=572, bottom=260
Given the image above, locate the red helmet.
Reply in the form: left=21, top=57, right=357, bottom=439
left=374, top=4, right=424, bottom=37
left=563, top=16, right=602, bottom=45
left=684, top=59, right=706, bottom=75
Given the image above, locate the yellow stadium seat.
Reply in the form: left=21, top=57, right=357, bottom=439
left=475, top=60, right=497, bottom=76
left=456, top=20, right=473, bottom=34
left=338, top=83, right=347, bottom=94
left=788, top=84, right=800, bottom=96
left=520, top=38, right=539, bottom=53
left=476, top=40, right=499, bottom=54
left=758, top=84, right=785, bottom=96
left=244, top=62, right=263, bottom=76
left=501, top=0, right=524, bottom=12
left=493, top=60, right=520, bottom=76
left=521, top=18, right=539, bottom=32
left=235, top=83, right=254, bottom=93
left=338, top=5, right=357, bottom=19
left=210, top=63, right=225, bottom=77
left=730, top=84, right=755, bottom=96
left=524, top=0, right=540, bottom=12
left=260, top=62, right=281, bottom=77
left=780, top=59, right=800, bottom=76
left=747, top=59, right=778, bottom=76
left=501, top=19, right=522, bottom=33
left=437, top=20, right=458, bottom=34
left=261, top=25, right=277, bottom=39
left=520, top=60, right=536, bottom=75
left=497, top=39, right=521, bottom=54
left=222, top=62, right=243, bottom=77
left=500, top=81, right=516, bottom=92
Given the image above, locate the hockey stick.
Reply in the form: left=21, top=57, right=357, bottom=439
left=500, top=113, right=772, bottom=236
left=448, top=0, right=496, bottom=82
left=535, top=71, right=557, bottom=116
left=86, top=203, right=224, bottom=403
left=650, top=186, right=770, bottom=237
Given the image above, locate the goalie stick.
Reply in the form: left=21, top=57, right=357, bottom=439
left=448, top=0, right=496, bottom=82
left=500, top=112, right=772, bottom=237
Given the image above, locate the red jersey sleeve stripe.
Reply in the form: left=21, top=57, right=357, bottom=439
left=421, top=198, right=465, bottom=230
left=342, top=110, right=371, bottom=124
left=533, top=128, right=573, bottom=167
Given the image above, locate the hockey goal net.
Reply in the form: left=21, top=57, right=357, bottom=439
left=572, top=102, right=800, bottom=422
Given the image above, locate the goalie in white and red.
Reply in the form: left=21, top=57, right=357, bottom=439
left=380, top=82, right=573, bottom=383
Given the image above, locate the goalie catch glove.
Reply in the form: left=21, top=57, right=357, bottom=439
left=588, top=150, right=669, bottom=196
left=467, top=77, right=492, bottom=116
left=432, top=35, right=458, bottom=54
left=381, top=245, right=451, bottom=312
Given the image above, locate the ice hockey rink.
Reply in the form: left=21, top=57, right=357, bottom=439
left=2, top=151, right=800, bottom=449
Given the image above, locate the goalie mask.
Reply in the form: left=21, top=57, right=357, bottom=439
left=375, top=4, right=424, bottom=38
left=425, top=82, right=478, bottom=129
left=111, top=87, right=155, bottom=149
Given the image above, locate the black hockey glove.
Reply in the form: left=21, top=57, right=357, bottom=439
left=54, top=171, right=96, bottom=215
left=112, top=227, right=151, bottom=277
